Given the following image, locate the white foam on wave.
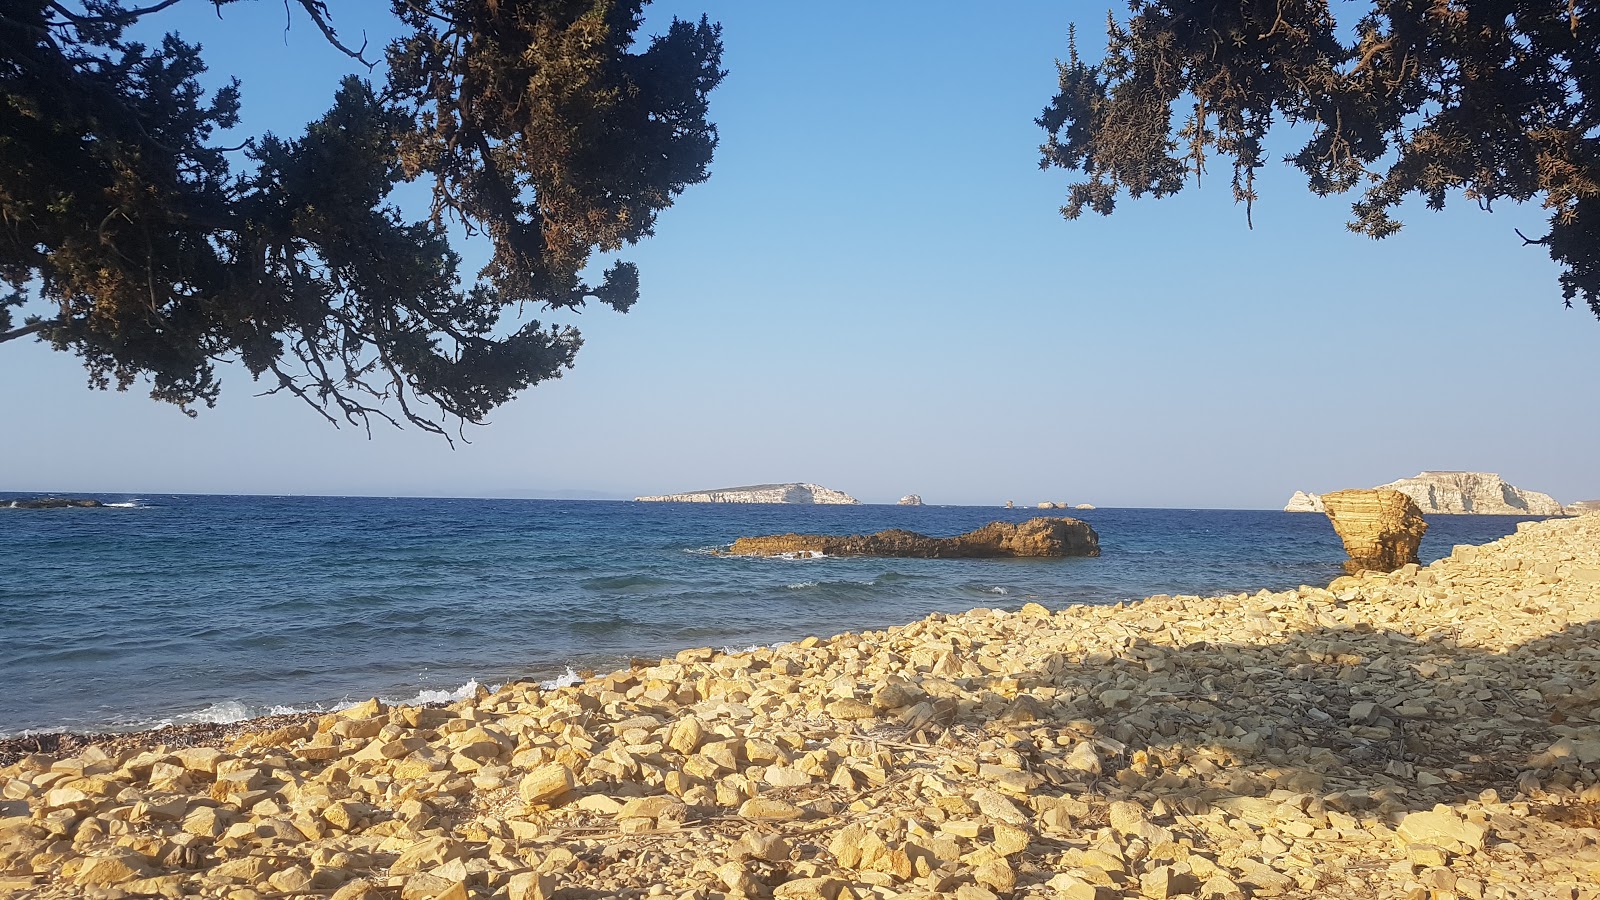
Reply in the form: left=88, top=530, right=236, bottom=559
left=785, top=581, right=818, bottom=589
left=163, top=680, right=494, bottom=727
left=103, top=500, right=148, bottom=509
left=540, top=667, right=584, bottom=690
left=177, top=700, right=307, bottom=725
left=988, top=586, right=1010, bottom=595
left=389, top=679, right=494, bottom=707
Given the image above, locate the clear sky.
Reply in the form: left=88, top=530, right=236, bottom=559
left=3, top=1, right=1595, bottom=508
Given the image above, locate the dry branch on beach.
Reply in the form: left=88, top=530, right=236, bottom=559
left=3, top=519, right=1600, bottom=898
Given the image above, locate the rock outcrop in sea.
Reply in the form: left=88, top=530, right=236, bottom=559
left=1286, top=471, right=1566, bottom=515
left=635, top=483, right=858, bottom=504
left=5, top=517, right=1600, bottom=897
left=2, top=497, right=104, bottom=509
left=1283, top=490, right=1324, bottom=513
left=1322, top=488, right=1428, bottom=573
left=897, top=495, right=923, bottom=506
left=728, top=517, right=1101, bottom=559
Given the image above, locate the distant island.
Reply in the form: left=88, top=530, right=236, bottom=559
left=1285, top=471, right=1570, bottom=516
left=634, top=483, right=859, bottom=504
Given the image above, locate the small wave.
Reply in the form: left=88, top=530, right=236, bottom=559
left=540, top=667, right=583, bottom=690
left=958, top=583, right=1015, bottom=598
left=721, top=644, right=762, bottom=654
left=785, top=581, right=819, bottom=590
left=872, top=572, right=927, bottom=584
left=103, top=500, right=149, bottom=509
left=581, top=574, right=672, bottom=591
left=392, top=680, right=488, bottom=707
left=567, top=614, right=636, bottom=636
left=170, top=699, right=321, bottom=727
left=118, top=680, right=496, bottom=732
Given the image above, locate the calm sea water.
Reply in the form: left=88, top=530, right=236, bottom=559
left=0, top=495, right=1544, bottom=735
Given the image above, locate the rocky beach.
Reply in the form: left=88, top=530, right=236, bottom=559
left=4, top=515, right=1600, bottom=899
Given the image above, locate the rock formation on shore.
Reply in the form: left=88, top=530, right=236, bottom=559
left=897, top=495, right=923, bottom=506
left=1567, top=500, right=1600, bottom=516
left=2, top=497, right=103, bottom=509
left=1286, top=471, right=1566, bottom=515
left=635, top=483, right=858, bottom=504
left=6, top=516, right=1600, bottom=898
left=728, top=517, right=1101, bottom=559
left=1322, top=489, right=1428, bottom=573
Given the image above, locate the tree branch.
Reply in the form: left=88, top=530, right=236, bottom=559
left=0, top=319, right=58, bottom=344
left=46, top=0, right=186, bottom=27
left=291, top=0, right=376, bottom=70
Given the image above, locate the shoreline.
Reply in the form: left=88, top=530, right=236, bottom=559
left=0, top=712, right=328, bottom=771
left=4, top=516, right=1599, bottom=898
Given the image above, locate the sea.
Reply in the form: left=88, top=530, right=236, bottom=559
left=0, top=495, right=1547, bottom=736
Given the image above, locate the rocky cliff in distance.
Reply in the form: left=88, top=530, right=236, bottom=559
left=635, top=483, right=859, bottom=505
left=1567, top=500, right=1600, bottom=516
left=1284, top=491, right=1325, bottom=513
left=1285, top=472, right=1566, bottom=516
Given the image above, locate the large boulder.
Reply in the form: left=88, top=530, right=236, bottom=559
left=727, top=517, right=1100, bottom=559
left=1321, top=489, right=1427, bottom=573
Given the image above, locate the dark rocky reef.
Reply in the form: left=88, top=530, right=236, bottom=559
left=3, top=497, right=105, bottom=509
left=727, top=517, right=1100, bottom=559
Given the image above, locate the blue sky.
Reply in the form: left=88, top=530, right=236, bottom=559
left=3, top=1, right=1595, bottom=507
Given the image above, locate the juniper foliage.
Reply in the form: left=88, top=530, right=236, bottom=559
left=0, top=1, right=723, bottom=434
left=1038, top=1, right=1599, bottom=320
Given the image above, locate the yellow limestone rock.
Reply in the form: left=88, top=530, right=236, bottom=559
left=507, top=871, right=558, bottom=900
left=773, top=877, right=844, bottom=900
left=667, top=716, right=708, bottom=754
left=738, top=797, right=803, bottom=820
left=72, top=853, right=151, bottom=886
left=1396, top=806, right=1487, bottom=853
left=973, top=858, right=1016, bottom=894
left=1322, top=489, right=1428, bottom=574
left=616, top=795, right=687, bottom=821
left=518, top=764, right=574, bottom=805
